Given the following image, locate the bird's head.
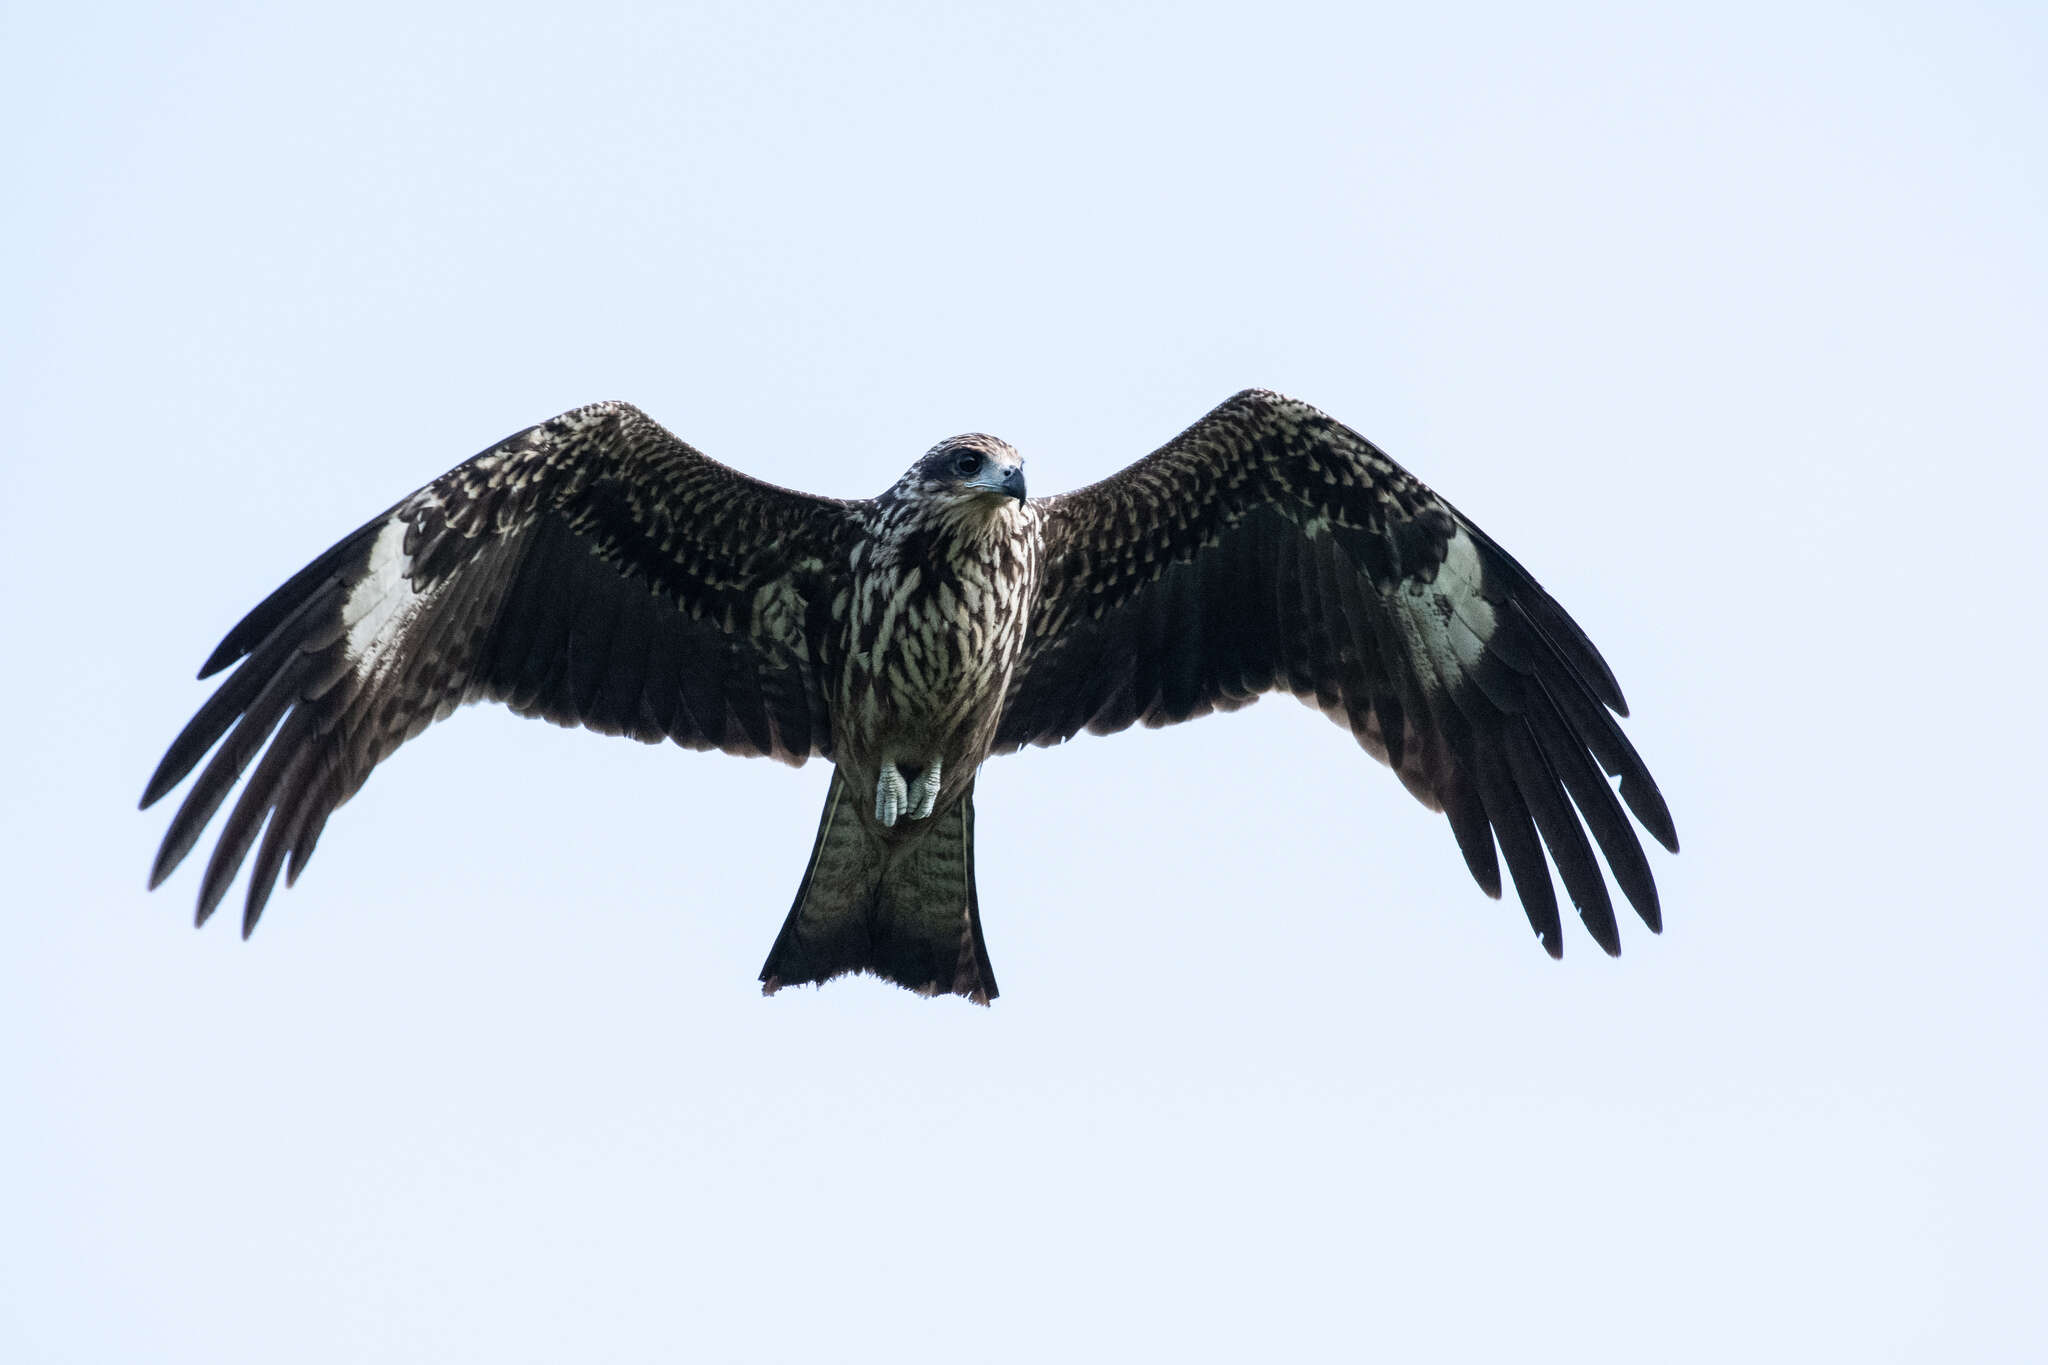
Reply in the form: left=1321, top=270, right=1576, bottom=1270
left=905, top=434, right=1028, bottom=508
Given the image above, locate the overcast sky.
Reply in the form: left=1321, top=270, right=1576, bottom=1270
left=5, top=2, right=2044, bottom=1360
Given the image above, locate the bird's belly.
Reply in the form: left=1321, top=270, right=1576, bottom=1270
left=851, top=635, right=988, bottom=753
left=841, top=594, right=1018, bottom=765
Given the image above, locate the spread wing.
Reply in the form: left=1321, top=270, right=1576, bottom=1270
left=142, top=402, right=858, bottom=934
left=996, top=390, right=1678, bottom=956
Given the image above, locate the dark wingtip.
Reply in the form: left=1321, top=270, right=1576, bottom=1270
left=194, top=857, right=234, bottom=930
left=149, top=813, right=204, bottom=889
left=139, top=759, right=182, bottom=811
left=241, top=878, right=274, bottom=939
left=197, top=641, right=241, bottom=680
left=1622, top=876, right=1663, bottom=934
left=1578, top=893, right=1623, bottom=957
left=1622, top=775, right=1679, bottom=853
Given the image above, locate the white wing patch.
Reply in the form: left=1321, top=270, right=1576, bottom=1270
left=342, top=517, right=431, bottom=680
left=1398, top=527, right=1497, bottom=687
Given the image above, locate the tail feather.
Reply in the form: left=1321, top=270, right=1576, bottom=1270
left=759, top=771, right=996, bottom=1004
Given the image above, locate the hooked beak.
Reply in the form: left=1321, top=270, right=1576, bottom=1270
left=968, top=464, right=1028, bottom=503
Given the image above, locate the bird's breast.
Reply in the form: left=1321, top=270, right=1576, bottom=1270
left=839, top=530, right=1039, bottom=757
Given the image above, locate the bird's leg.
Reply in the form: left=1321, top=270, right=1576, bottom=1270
left=908, top=756, right=942, bottom=821
left=874, top=763, right=909, bottom=827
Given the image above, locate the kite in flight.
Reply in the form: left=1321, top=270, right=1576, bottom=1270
left=143, top=391, right=1678, bottom=1003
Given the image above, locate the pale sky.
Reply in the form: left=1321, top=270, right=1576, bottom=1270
left=5, top=2, right=2044, bottom=1360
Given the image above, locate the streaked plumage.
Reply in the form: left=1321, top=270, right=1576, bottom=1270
left=143, top=390, right=1678, bottom=1003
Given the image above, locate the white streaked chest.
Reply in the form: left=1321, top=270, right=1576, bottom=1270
left=844, top=507, right=1040, bottom=730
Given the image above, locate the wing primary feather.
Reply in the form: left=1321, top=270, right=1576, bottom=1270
left=1441, top=774, right=1502, bottom=899
left=1460, top=645, right=1529, bottom=717
left=281, top=753, right=344, bottom=887
left=281, top=674, right=391, bottom=887
left=142, top=585, right=343, bottom=810
left=1465, top=525, right=1628, bottom=714
left=1470, top=745, right=1562, bottom=956
left=242, top=742, right=324, bottom=935
left=149, top=651, right=321, bottom=889
left=1622, top=772, right=1678, bottom=854
left=193, top=708, right=317, bottom=927
left=295, top=639, right=357, bottom=707
left=1517, top=604, right=1678, bottom=853
left=203, top=632, right=350, bottom=895
left=1474, top=603, right=1542, bottom=676
left=285, top=806, right=331, bottom=887
left=1501, top=721, right=1619, bottom=955
left=1523, top=680, right=1662, bottom=932
left=197, top=512, right=395, bottom=679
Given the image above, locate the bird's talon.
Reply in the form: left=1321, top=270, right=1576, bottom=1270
left=908, top=757, right=942, bottom=820
left=874, top=765, right=908, bottom=827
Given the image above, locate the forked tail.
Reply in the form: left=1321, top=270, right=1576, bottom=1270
left=759, top=771, right=996, bottom=1004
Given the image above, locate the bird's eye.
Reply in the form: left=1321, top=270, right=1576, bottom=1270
left=953, top=452, right=983, bottom=476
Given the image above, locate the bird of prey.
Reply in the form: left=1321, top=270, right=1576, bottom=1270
left=142, top=390, right=1677, bottom=1004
